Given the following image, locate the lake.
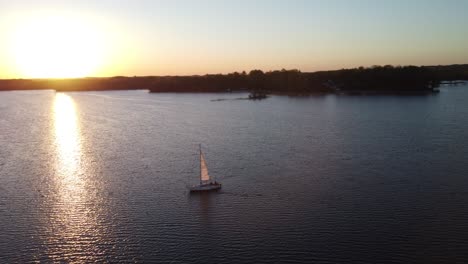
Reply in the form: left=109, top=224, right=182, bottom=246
left=1, top=85, right=468, bottom=263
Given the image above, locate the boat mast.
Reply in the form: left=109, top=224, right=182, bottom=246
left=199, top=144, right=202, bottom=185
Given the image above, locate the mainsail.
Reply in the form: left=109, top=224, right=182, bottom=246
left=200, top=151, right=210, bottom=183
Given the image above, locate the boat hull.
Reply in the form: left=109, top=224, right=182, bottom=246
left=189, top=184, right=222, bottom=192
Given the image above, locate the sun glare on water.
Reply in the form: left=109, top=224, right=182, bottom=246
left=8, top=13, right=106, bottom=78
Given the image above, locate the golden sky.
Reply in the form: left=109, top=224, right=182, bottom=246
left=1, top=1, right=467, bottom=78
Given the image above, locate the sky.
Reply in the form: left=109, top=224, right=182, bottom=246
left=0, top=0, right=467, bottom=78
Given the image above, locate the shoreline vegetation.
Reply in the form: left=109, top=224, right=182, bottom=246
left=0, top=64, right=467, bottom=96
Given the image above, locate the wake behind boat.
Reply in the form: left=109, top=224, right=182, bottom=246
left=190, top=145, right=221, bottom=192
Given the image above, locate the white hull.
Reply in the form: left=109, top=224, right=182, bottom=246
left=189, top=183, right=222, bottom=192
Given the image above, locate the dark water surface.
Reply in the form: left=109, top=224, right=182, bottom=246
left=1, top=85, right=468, bottom=263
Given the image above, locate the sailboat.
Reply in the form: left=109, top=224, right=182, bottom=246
left=189, top=144, right=222, bottom=192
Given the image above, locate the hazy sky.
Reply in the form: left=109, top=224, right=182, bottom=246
left=1, top=0, right=467, bottom=78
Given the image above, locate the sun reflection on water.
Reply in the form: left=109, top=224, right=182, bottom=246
left=47, top=93, right=105, bottom=262
left=54, top=93, right=82, bottom=180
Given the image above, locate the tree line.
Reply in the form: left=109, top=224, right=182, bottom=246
left=1, top=64, right=467, bottom=93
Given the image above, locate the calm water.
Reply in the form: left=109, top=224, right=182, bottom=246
left=1, top=85, right=468, bottom=263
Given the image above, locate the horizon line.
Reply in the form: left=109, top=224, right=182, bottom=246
left=2, top=63, right=467, bottom=81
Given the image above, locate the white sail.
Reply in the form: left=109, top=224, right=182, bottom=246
left=200, top=151, right=210, bottom=182
left=190, top=145, right=221, bottom=192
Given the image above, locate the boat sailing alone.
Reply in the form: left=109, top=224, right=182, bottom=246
left=189, top=144, right=222, bottom=192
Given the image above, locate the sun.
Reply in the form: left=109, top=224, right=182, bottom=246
left=8, top=13, right=106, bottom=78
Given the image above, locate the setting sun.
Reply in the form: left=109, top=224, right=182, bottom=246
left=7, top=13, right=106, bottom=78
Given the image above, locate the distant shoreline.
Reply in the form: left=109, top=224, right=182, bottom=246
left=0, top=64, right=467, bottom=94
